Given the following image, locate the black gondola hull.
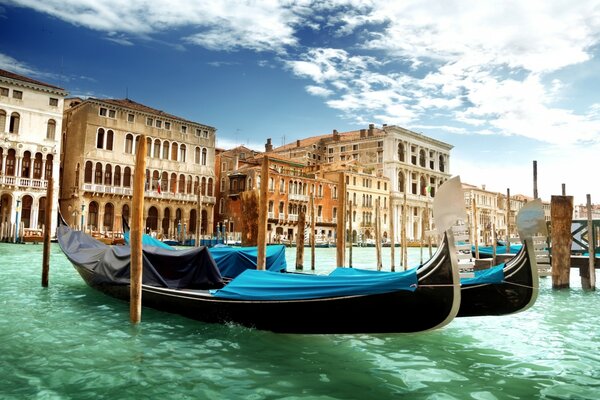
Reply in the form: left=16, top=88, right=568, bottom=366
left=458, top=240, right=537, bottom=317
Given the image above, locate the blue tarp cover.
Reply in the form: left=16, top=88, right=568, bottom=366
left=209, top=245, right=287, bottom=278
left=329, top=264, right=505, bottom=286
left=460, top=263, right=505, bottom=285
left=123, top=233, right=287, bottom=277
left=476, top=244, right=522, bottom=255
left=123, top=231, right=175, bottom=250
left=211, top=268, right=418, bottom=300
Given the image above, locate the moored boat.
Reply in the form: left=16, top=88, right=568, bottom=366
left=57, top=177, right=466, bottom=334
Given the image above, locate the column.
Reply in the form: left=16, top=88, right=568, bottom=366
left=1, top=153, right=6, bottom=175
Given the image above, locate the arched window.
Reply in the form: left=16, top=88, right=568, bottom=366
left=201, top=177, right=207, bottom=195
left=46, top=119, right=56, bottom=140
left=94, top=162, right=103, bottom=184
left=88, top=201, right=99, bottom=230
left=104, top=164, right=112, bottom=185
left=96, top=128, right=105, bottom=149
left=154, top=139, right=161, bottom=158
left=106, top=130, right=114, bottom=151
left=45, top=154, right=53, bottom=179
left=170, top=173, right=177, bottom=193
left=114, top=165, right=121, bottom=186
left=397, top=143, right=405, bottom=162
left=420, top=175, right=427, bottom=195
left=439, top=155, right=445, bottom=172
left=201, top=148, right=207, bottom=165
left=178, top=174, right=186, bottom=193
left=104, top=203, right=114, bottom=230
left=33, top=153, right=43, bottom=179
left=21, top=151, right=31, bottom=178
left=122, top=204, right=130, bottom=222
left=219, top=198, right=225, bottom=214
left=9, top=112, right=20, bottom=134
left=171, top=143, right=178, bottom=161
left=124, top=134, right=134, bottom=154
left=419, top=149, right=426, bottom=167
left=180, top=144, right=186, bottom=162
left=84, top=161, right=93, bottom=183
left=398, top=171, right=405, bottom=193
left=195, top=147, right=201, bottom=164
left=162, top=141, right=169, bottom=159
left=207, top=178, right=213, bottom=196
left=193, top=176, right=199, bottom=194
left=146, top=137, right=152, bottom=157
left=5, top=149, right=15, bottom=176
left=123, top=167, right=131, bottom=187
left=161, top=171, right=168, bottom=193
left=0, top=110, right=6, bottom=132
left=186, top=175, right=192, bottom=193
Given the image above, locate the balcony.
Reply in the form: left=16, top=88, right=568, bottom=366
left=1, top=176, right=49, bottom=190
left=289, top=193, right=309, bottom=202
left=81, top=183, right=214, bottom=203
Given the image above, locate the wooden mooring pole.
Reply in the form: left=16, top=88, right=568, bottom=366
left=533, top=160, right=538, bottom=199
left=41, top=177, right=53, bottom=287
left=472, top=197, right=479, bottom=259
left=551, top=195, right=573, bottom=289
left=257, top=156, right=269, bottom=270
left=295, top=207, right=305, bottom=270
left=375, top=198, right=382, bottom=270
left=390, top=200, right=395, bottom=272
left=583, top=194, right=596, bottom=290
left=310, top=194, right=316, bottom=271
left=130, top=135, right=146, bottom=324
left=402, top=191, right=407, bottom=270
left=336, top=172, right=346, bottom=267
left=348, top=200, right=353, bottom=268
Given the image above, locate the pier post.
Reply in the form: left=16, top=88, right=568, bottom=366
left=348, top=200, right=353, bottom=268
left=472, top=197, right=479, bottom=258
left=583, top=194, right=596, bottom=290
left=550, top=195, right=573, bottom=289
left=130, top=135, right=146, bottom=324
left=390, top=200, right=395, bottom=272
left=310, top=194, right=315, bottom=271
left=41, top=177, right=53, bottom=287
left=295, top=207, right=305, bottom=270
left=257, top=156, right=269, bottom=270
left=506, top=188, right=511, bottom=243
left=195, top=188, right=201, bottom=247
left=402, top=191, right=407, bottom=270
left=375, top=198, right=382, bottom=270
left=336, top=172, right=346, bottom=267
left=533, top=160, right=538, bottom=200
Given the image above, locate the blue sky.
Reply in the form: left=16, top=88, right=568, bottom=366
left=1, top=0, right=600, bottom=205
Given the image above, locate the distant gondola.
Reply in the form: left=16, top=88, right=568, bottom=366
left=458, top=199, right=545, bottom=317
left=57, top=177, right=465, bottom=334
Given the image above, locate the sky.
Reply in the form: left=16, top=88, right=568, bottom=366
left=1, top=0, right=600, bottom=205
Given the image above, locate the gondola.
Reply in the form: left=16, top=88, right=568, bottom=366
left=57, top=177, right=465, bottom=334
left=458, top=199, right=545, bottom=317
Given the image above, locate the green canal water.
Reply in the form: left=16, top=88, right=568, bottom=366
left=1, top=242, right=600, bottom=399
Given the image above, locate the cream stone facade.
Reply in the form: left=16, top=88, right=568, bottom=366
left=270, top=124, right=452, bottom=240
left=0, top=69, right=67, bottom=242
left=59, top=98, right=216, bottom=242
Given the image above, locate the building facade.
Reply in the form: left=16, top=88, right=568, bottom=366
left=269, top=124, right=452, bottom=240
left=0, top=69, right=67, bottom=241
left=59, top=98, right=216, bottom=241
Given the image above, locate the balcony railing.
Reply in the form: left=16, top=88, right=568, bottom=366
left=82, top=183, right=215, bottom=203
left=289, top=193, right=309, bottom=202
left=0, top=175, right=48, bottom=189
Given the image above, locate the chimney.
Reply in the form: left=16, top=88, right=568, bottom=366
left=368, top=124, right=374, bottom=137
left=234, top=154, right=239, bottom=170
left=265, top=138, right=273, bottom=152
left=360, top=129, right=366, bottom=138
left=382, top=124, right=387, bottom=128
left=333, top=129, right=340, bottom=141
left=296, top=139, right=301, bottom=147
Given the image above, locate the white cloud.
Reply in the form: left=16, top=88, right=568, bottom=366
left=306, top=85, right=333, bottom=97
left=6, top=0, right=301, bottom=53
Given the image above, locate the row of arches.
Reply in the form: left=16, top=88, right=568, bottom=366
left=0, top=193, right=47, bottom=230
left=85, top=202, right=209, bottom=236
left=118, top=133, right=210, bottom=166
left=0, top=148, right=54, bottom=179
left=397, top=171, right=443, bottom=197
left=397, top=143, right=446, bottom=172
left=83, top=161, right=215, bottom=196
